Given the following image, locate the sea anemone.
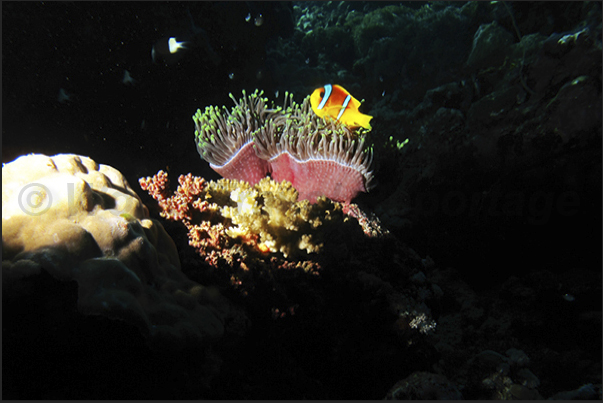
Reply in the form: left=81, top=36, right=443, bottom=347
left=193, top=90, right=374, bottom=203
left=255, top=93, right=374, bottom=203
left=193, top=89, right=271, bottom=185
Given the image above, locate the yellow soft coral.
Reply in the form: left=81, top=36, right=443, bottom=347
left=213, top=177, right=346, bottom=258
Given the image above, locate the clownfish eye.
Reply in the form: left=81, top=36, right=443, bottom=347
left=320, top=91, right=325, bottom=98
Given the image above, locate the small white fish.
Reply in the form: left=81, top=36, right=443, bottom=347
left=245, top=13, right=251, bottom=22
left=167, top=37, right=187, bottom=54
left=152, top=36, right=188, bottom=64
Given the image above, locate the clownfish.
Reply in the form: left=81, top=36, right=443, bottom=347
left=310, top=84, right=373, bottom=130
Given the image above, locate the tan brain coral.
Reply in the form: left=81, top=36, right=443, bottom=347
left=2, top=153, right=226, bottom=349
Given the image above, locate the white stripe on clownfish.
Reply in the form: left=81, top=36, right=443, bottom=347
left=337, top=94, right=352, bottom=121
left=317, top=84, right=332, bottom=110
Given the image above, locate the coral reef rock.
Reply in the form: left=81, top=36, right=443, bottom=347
left=385, top=371, right=463, bottom=400
left=3, top=153, right=227, bottom=350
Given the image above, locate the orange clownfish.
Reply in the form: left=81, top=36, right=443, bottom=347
left=310, top=84, right=373, bottom=130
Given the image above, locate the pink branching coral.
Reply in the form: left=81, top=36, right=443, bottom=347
left=140, top=171, right=231, bottom=259
left=140, top=171, right=208, bottom=221
left=343, top=203, right=391, bottom=238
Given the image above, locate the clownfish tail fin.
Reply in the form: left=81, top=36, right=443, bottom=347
left=357, top=113, right=373, bottom=130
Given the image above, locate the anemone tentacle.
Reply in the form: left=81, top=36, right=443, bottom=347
left=194, top=91, right=259, bottom=166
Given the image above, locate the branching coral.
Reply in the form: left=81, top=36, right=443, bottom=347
left=139, top=169, right=437, bottom=349
left=193, top=90, right=374, bottom=203
left=139, top=169, right=388, bottom=309
left=140, top=170, right=352, bottom=262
